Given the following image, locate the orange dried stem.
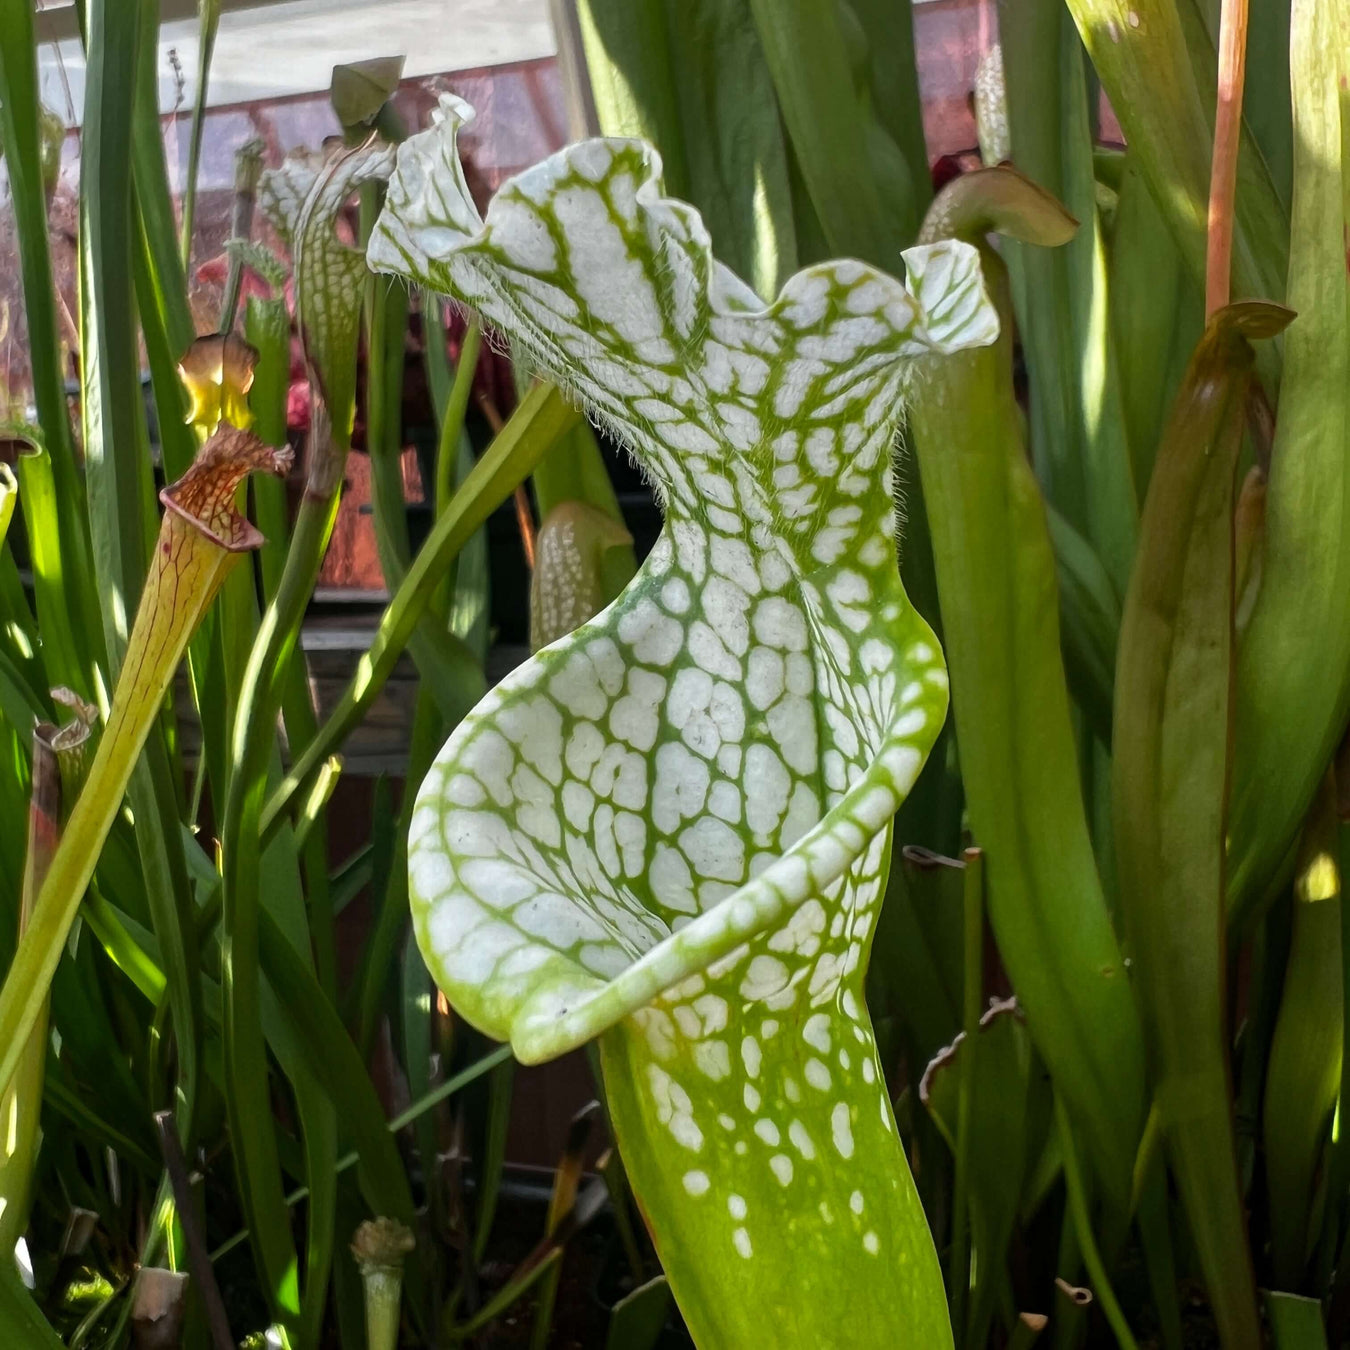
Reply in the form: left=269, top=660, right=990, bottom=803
left=1206, top=0, right=1250, bottom=316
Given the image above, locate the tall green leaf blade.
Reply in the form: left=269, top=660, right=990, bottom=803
left=81, top=0, right=157, bottom=664
left=1263, top=783, right=1343, bottom=1290
left=748, top=0, right=913, bottom=264
left=578, top=0, right=798, bottom=297
left=423, top=300, right=490, bottom=658
left=1114, top=301, right=1290, bottom=1350
left=1228, top=0, right=1350, bottom=929
left=12, top=446, right=93, bottom=697
left=846, top=0, right=930, bottom=223
left=0, top=1264, right=65, bottom=1349
left=366, top=263, right=485, bottom=730
left=999, top=4, right=1137, bottom=594
left=1064, top=0, right=1288, bottom=310
left=1242, top=0, right=1294, bottom=208
left=0, top=0, right=103, bottom=691
left=1046, top=506, right=1120, bottom=747
left=132, top=0, right=196, bottom=377
left=257, top=908, right=417, bottom=1226
left=605, top=1275, right=672, bottom=1350
left=1108, top=155, right=1203, bottom=496
left=575, top=0, right=689, bottom=193
left=256, top=825, right=341, bottom=1350
left=906, top=224, right=1144, bottom=1214
left=222, top=142, right=397, bottom=1330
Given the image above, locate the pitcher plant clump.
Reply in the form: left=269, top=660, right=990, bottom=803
left=369, top=95, right=998, bottom=1346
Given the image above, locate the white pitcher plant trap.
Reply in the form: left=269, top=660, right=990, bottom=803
left=369, top=95, right=998, bottom=1348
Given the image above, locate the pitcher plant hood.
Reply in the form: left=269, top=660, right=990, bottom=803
left=370, top=95, right=998, bottom=1348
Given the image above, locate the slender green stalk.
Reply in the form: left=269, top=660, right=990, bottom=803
left=220, top=462, right=339, bottom=1330
left=219, top=140, right=265, bottom=334
left=1054, top=1096, right=1138, bottom=1350
left=180, top=0, right=222, bottom=270
left=432, top=317, right=482, bottom=520
left=949, top=849, right=984, bottom=1340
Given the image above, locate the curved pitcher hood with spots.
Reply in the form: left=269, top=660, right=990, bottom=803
left=370, top=95, right=998, bottom=1349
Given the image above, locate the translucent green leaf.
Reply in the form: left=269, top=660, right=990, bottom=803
left=907, top=199, right=1144, bottom=1214
left=1228, top=0, right=1350, bottom=928
left=1114, top=301, right=1290, bottom=1350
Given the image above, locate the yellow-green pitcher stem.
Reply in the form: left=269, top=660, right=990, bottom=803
left=0, top=427, right=291, bottom=1100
